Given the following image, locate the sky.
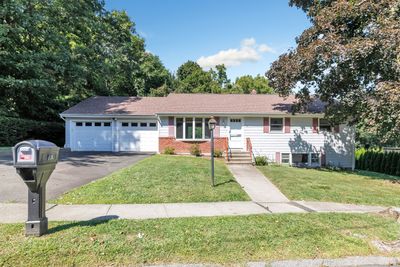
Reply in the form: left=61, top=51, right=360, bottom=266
left=105, top=0, right=311, bottom=81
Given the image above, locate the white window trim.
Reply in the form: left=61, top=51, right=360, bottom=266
left=175, top=117, right=211, bottom=141
left=269, top=117, right=284, bottom=133
left=281, top=152, right=291, bottom=164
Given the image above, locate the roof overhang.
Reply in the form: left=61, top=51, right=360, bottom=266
left=60, top=113, right=157, bottom=119
left=155, top=112, right=324, bottom=117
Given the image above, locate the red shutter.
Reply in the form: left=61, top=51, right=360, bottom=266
left=284, top=117, right=291, bottom=133
left=312, top=118, right=318, bottom=133
left=263, top=117, right=269, bottom=133
left=334, top=125, right=340, bottom=133
left=275, top=152, right=281, bottom=163
left=214, top=117, right=220, bottom=137
left=168, top=117, right=174, bottom=137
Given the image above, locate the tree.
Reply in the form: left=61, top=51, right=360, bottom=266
left=266, top=0, right=400, bottom=144
left=175, top=61, right=220, bottom=93
left=232, top=75, right=274, bottom=94
left=0, top=0, right=171, bottom=121
left=214, top=64, right=230, bottom=88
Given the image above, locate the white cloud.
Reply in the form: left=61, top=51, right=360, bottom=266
left=258, top=44, right=274, bottom=53
left=197, top=38, right=274, bottom=69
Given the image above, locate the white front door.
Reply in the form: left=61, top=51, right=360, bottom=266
left=229, top=118, right=243, bottom=149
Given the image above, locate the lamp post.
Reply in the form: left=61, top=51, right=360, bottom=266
left=208, top=116, right=217, bottom=187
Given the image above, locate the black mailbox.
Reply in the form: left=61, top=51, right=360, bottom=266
left=13, top=140, right=59, bottom=236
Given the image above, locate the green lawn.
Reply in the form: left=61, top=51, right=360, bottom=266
left=1, top=213, right=399, bottom=266
left=54, top=155, right=249, bottom=204
left=258, top=165, right=400, bottom=206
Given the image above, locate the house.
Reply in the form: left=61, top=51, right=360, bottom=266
left=60, top=93, right=355, bottom=169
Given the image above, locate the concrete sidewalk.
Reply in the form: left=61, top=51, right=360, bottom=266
left=0, top=201, right=391, bottom=223
left=227, top=165, right=289, bottom=202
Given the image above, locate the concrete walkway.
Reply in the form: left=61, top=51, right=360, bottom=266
left=227, top=165, right=289, bottom=202
left=0, top=201, right=391, bottom=223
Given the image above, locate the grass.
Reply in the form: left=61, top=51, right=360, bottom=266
left=0, top=213, right=399, bottom=266
left=54, top=155, right=249, bottom=204
left=258, top=165, right=400, bottom=207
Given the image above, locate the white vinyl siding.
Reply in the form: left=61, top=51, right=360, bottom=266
left=158, top=116, right=169, bottom=137
left=242, top=117, right=354, bottom=168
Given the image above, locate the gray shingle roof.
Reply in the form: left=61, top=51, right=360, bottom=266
left=61, top=94, right=325, bottom=116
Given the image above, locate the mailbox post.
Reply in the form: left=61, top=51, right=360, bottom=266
left=13, top=140, right=59, bottom=236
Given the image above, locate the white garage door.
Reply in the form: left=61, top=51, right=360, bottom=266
left=71, top=121, right=113, bottom=151
left=119, top=121, right=158, bottom=152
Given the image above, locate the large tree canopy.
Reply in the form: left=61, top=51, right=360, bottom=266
left=266, top=0, right=400, bottom=145
left=0, top=0, right=171, bottom=121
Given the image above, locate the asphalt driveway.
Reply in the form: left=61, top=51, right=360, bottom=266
left=0, top=150, right=152, bottom=203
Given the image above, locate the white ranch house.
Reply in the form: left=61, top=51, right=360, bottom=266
left=60, top=93, right=355, bottom=169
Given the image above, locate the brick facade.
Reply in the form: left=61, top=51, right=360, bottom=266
left=159, top=137, right=227, bottom=155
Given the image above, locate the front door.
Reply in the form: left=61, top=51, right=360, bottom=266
left=229, top=118, right=243, bottom=149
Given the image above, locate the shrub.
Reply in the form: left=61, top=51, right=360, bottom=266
left=213, top=149, right=223, bottom=158
left=190, top=144, right=201, bottom=157
left=0, top=116, right=65, bottom=147
left=163, top=147, right=175, bottom=155
left=255, top=156, right=268, bottom=166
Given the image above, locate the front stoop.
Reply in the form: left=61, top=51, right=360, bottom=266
left=226, top=150, right=253, bottom=165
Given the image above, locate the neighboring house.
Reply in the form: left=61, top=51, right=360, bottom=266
left=60, top=93, right=355, bottom=169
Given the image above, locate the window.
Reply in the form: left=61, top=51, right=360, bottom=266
left=149, top=122, right=157, bottom=127
left=85, top=122, right=92, bottom=127
left=76, top=122, right=83, bottom=127
left=122, top=122, right=129, bottom=127
left=292, top=153, right=309, bottom=166
left=185, top=118, right=193, bottom=139
left=311, top=153, right=319, bottom=164
left=195, top=118, right=202, bottom=139
left=270, top=118, right=283, bottom=132
left=94, top=122, right=101, bottom=127
left=131, top=122, right=138, bottom=127
left=103, top=122, right=111, bottom=127
left=230, top=118, right=241, bottom=123
left=319, top=119, right=331, bottom=132
left=176, top=117, right=212, bottom=140
left=204, top=118, right=211, bottom=139
left=282, top=153, right=290, bottom=164
left=140, top=122, right=147, bottom=127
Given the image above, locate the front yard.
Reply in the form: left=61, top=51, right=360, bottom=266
left=54, top=155, right=249, bottom=204
left=1, top=213, right=399, bottom=265
left=258, top=165, right=400, bottom=207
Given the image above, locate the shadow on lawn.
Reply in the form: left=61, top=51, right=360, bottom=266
left=48, top=215, right=119, bottom=234
left=310, top=167, right=400, bottom=181
left=214, top=179, right=238, bottom=187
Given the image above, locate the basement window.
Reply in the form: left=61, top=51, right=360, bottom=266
left=311, top=153, right=319, bottom=164
left=292, top=153, right=309, bottom=166
left=281, top=153, right=290, bottom=164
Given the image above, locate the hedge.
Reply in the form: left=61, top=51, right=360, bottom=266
left=0, top=116, right=65, bottom=147
left=355, top=148, right=400, bottom=177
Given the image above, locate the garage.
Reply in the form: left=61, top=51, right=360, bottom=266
left=118, top=120, right=158, bottom=152
left=71, top=121, right=113, bottom=151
